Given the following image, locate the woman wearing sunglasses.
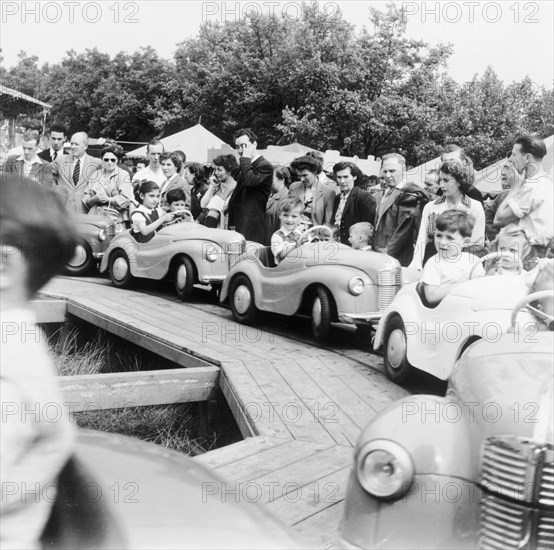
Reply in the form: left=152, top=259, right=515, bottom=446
left=83, top=142, right=134, bottom=231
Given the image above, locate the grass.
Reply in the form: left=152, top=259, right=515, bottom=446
left=47, top=325, right=219, bottom=456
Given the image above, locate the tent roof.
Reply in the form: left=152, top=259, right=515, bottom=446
left=127, top=124, right=227, bottom=162
left=0, top=85, right=52, bottom=113
left=474, top=135, right=554, bottom=194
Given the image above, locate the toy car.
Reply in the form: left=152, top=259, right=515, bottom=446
left=66, top=214, right=116, bottom=275
left=99, top=217, right=246, bottom=300
left=41, top=429, right=303, bottom=549
left=338, top=290, right=554, bottom=550
left=373, top=253, right=537, bottom=383
left=219, top=226, right=420, bottom=342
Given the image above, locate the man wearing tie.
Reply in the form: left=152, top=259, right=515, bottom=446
left=372, top=153, right=426, bottom=266
left=38, top=124, right=67, bottom=163
left=51, top=132, right=102, bottom=213
left=332, top=161, right=376, bottom=245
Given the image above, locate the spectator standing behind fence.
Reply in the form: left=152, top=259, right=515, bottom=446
left=494, top=135, right=553, bottom=260
left=264, top=166, right=291, bottom=245
left=485, top=162, right=520, bottom=242
left=132, top=139, right=165, bottom=185
left=227, top=129, right=273, bottom=243
left=82, top=143, right=134, bottom=231
left=332, top=161, right=376, bottom=245
left=3, top=130, right=55, bottom=187
left=198, top=155, right=238, bottom=228
left=410, top=160, right=485, bottom=270
left=159, top=152, right=191, bottom=211
left=1, top=175, right=76, bottom=549
left=51, top=132, right=102, bottom=213
left=184, top=162, right=209, bottom=220
left=38, top=123, right=67, bottom=163
left=289, top=155, right=335, bottom=228
left=372, top=153, right=426, bottom=266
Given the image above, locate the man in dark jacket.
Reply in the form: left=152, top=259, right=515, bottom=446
left=227, top=129, right=273, bottom=243
left=373, top=153, right=427, bottom=266
left=332, top=161, right=376, bottom=245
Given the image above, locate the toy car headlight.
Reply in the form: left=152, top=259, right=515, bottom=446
left=205, top=245, right=219, bottom=262
left=348, top=276, right=365, bottom=295
left=356, top=440, right=414, bottom=499
left=98, top=229, right=107, bottom=242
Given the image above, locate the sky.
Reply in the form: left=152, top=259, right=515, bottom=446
left=1, top=0, right=553, bottom=89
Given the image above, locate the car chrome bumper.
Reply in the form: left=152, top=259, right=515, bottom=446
left=199, top=275, right=226, bottom=284
left=338, top=312, right=381, bottom=325
left=93, top=252, right=104, bottom=260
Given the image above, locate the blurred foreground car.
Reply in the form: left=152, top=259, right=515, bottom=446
left=339, top=291, right=554, bottom=550
left=220, top=226, right=420, bottom=342
left=42, top=430, right=304, bottom=549
left=66, top=214, right=116, bottom=275
left=99, top=217, right=245, bottom=300
left=373, top=255, right=537, bottom=382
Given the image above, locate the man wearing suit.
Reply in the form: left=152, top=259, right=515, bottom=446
left=289, top=155, right=335, bottom=227
left=332, top=161, right=376, bottom=245
left=3, top=130, right=54, bottom=187
left=51, top=132, right=102, bottom=214
left=373, top=153, right=426, bottom=266
left=227, top=128, right=273, bottom=243
left=38, top=124, right=67, bottom=163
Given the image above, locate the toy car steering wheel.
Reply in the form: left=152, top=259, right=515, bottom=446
left=510, top=290, right=554, bottom=330
left=299, top=225, right=333, bottom=244
left=469, top=251, right=523, bottom=279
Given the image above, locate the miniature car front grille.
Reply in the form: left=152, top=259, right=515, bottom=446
left=377, top=267, right=402, bottom=311
left=479, top=436, right=554, bottom=550
left=227, top=239, right=246, bottom=269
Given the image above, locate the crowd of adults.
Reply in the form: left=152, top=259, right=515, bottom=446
left=2, top=121, right=552, bottom=269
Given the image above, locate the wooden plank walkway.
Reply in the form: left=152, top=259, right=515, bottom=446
left=40, top=277, right=409, bottom=548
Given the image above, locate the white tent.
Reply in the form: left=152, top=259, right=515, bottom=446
left=474, top=135, right=554, bottom=195
left=127, top=124, right=227, bottom=163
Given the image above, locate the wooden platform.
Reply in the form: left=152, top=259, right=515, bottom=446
left=39, top=277, right=409, bottom=548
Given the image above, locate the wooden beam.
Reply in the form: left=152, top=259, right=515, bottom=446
left=31, top=299, right=67, bottom=323
left=65, top=301, right=214, bottom=368
left=57, top=366, right=219, bottom=412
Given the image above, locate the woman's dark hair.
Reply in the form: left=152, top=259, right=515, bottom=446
left=439, top=159, right=471, bottom=194
left=160, top=152, right=183, bottom=172
left=212, top=154, right=239, bottom=175
left=134, top=180, right=160, bottom=203
left=290, top=155, right=321, bottom=175
left=274, top=166, right=291, bottom=188
left=101, top=141, right=124, bottom=160
left=185, top=162, right=207, bottom=186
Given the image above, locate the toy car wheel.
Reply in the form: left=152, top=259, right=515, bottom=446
left=65, top=241, right=94, bottom=275
left=311, top=287, right=332, bottom=343
left=230, top=275, right=257, bottom=324
left=174, top=256, right=195, bottom=301
left=383, top=316, right=412, bottom=383
left=109, top=249, right=133, bottom=289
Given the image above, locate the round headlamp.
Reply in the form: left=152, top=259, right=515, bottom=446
left=356, top=440, right=414, bottom=499
left=348, top=276, right=365, bottom=295
left=98, top=229, right=107, bottom=242
left=205, top=245, right=219, bottom=262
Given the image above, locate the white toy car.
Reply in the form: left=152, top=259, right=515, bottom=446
left=373, top=255, right=536, bottom=383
